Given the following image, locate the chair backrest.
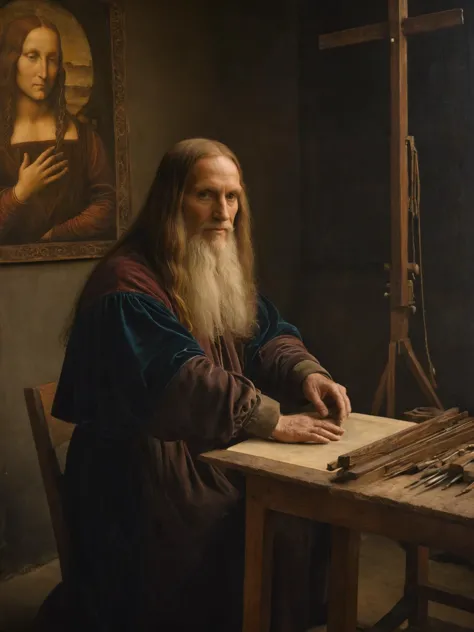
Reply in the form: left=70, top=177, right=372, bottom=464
left=24, top=382, right=74, bottom=580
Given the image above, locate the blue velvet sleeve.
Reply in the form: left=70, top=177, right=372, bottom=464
left=52, top=291, right=206, bottom=436
left=244, top=295, right=327, bottom=407
left=244, top=295, right=302, bottom=380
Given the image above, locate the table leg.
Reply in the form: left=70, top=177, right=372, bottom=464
left=243, top=476, right=274, bottom=632
left=405, top=544, right=429, bottom=630
left=328, top=526, right=360, bottom=632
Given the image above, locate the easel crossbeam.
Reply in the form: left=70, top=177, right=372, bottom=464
left=403, top=9, right=464, bottom=36
left=319, top=23, right=387, bottom=50
left=319, top=9, right=464, bottom=51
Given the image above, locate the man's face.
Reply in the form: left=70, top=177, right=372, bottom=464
left=182, top=155, right=242, bottom=248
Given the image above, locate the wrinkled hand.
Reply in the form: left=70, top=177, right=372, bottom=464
left=271, top=413, right=344, bottom=444
left=302, top=373, right=351, bottom=423
left=14, top=147, right=68, bottom=203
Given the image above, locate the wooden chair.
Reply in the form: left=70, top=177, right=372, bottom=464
left=24, top=382, right=74, bottom=580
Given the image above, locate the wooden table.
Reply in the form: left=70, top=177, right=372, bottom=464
left=201, top=413, right=474, bottom=632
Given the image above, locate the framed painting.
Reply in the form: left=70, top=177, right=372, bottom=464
left=0, top=0, right=130, bottom=264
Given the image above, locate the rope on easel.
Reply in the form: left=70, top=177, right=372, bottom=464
left=407, top=135, right=437, bottom=388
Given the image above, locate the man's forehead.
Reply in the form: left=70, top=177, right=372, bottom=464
left=190, top=156, right=241, bottom=187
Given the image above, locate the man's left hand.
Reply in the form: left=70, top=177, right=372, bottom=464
left=302, top=373, right=351, bottom=423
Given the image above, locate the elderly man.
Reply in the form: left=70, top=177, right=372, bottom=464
left=40, top=138, right=350, bottom=632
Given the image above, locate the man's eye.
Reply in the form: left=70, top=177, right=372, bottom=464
left=226, top=193, right=237, bottom=201
left=197, top=191, right=211, bottom=199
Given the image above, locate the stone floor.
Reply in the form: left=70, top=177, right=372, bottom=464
left=0, top=534, right=473, bottom=631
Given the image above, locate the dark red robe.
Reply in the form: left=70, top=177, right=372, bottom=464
left=36, top=251, right=331, bottom=632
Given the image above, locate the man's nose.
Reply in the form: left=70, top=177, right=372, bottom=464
left=212, top=195, right=231, bottom=221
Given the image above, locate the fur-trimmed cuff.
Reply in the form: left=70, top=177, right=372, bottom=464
left=244, top=394, right=280, bottom=438
left=292, top=360, right=332, bottom=388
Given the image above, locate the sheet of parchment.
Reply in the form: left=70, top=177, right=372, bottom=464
left=228, top=413, right=414, bottom=472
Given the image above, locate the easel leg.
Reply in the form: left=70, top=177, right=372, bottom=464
left=405, top=544, right=429, bottom=631
left=401, top=339, right=443, bottom=410
left=328, top=527, right=360, bottom=632
left=372, top=342, right=398, bottom=418
left=372, top=363, right=388, bottom=416
left=387, top=342, right=397, bottom=418
left=243, top=476, right=274, bottom=632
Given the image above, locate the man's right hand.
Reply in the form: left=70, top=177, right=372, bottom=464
left=271, top=413, right=344, bottom=444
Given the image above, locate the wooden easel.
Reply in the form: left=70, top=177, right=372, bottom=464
left=319, top=1, right=464, bottom=418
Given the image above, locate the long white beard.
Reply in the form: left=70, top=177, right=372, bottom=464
left=182, top=232, right=253, bottom=340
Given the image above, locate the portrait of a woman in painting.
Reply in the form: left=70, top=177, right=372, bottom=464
left=0, top=13, right=116, bottom=246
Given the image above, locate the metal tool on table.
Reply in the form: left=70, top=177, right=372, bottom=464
left=414, top=472, right=451, bottom=494
left=441, top=474, right=463, bottom=490
left=455, top=481, right=474, bottom=497
left=390, top=455, right=448, bottom=483
left=403, top=444, right=474, bottom=491
left=423, top=472, right=451, bottom=489
left=406, top=469, right=443, bottom=489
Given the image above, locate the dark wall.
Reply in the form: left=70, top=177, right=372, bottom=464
left=297, top=0, right=474, bottom=416
left=0, top=0, right=301, bottom=574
